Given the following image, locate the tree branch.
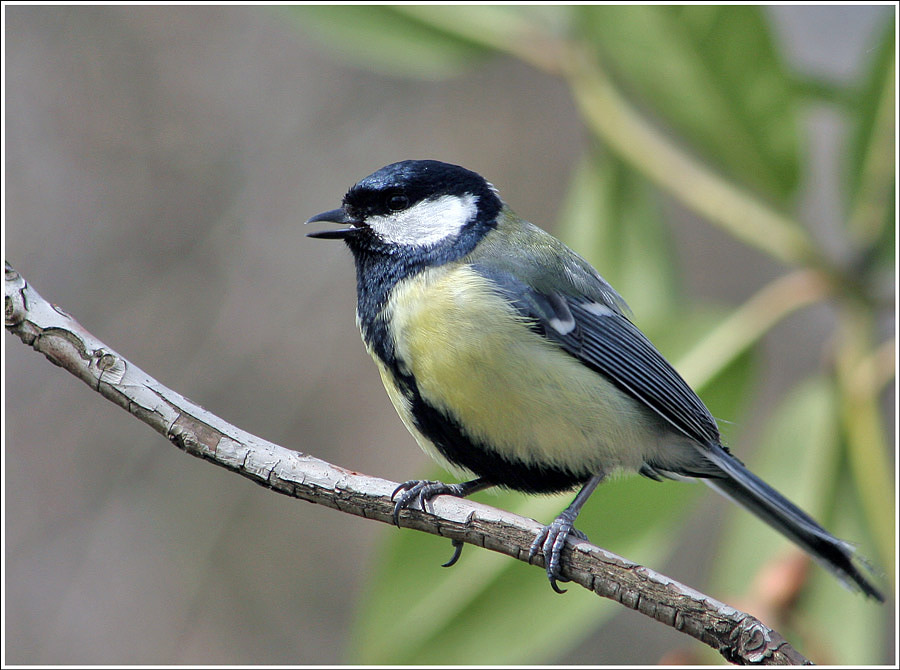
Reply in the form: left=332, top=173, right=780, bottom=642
left=5, top=261, right=811, bottom=665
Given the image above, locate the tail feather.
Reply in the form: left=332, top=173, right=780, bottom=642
left=700, top=445, right=884, bottom=602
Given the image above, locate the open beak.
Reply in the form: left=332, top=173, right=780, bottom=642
left=305, top=208, right=359, bottom=239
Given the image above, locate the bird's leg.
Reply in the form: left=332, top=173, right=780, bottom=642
left=391, top=477, right=493, bottom=566
left=529, top=471, right=606, bottom=593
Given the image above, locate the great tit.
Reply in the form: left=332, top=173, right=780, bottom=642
left=307, top=159, right=882, bottom=600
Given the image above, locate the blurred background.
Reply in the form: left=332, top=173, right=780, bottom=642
left=4, top=5, right=895, bottom=665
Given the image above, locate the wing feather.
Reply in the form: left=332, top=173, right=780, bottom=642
left=473, top=265, right=720, bottom=447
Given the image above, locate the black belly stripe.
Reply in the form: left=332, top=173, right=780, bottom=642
left=404, top=381, right=589, bottom=494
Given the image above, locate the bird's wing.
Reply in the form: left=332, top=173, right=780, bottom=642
left=472, top=264, right=721, bottom=449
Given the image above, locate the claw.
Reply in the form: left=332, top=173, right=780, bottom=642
left=391, top=480, right=416, bottom=501
left=442, top=539, right=465, bottom=568
left=391, top=480, right=426, bottom=526
left=529, top=514, right=588, bottom=594
left=549, top=577, right=567, bottom=594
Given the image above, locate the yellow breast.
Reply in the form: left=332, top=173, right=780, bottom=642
left=375, top=263, right=660, bottom=475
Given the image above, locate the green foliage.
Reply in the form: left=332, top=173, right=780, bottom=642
left=848, top=21, right=895, bottom=205
left=575, top=5, right=801, bottom=202
left=286, top=5, right=895, bottom=665
left=800, top=473, right=887, bottom=665
left=846, top=21, right=896, bottom=266
left=283, top=6, right=487, bottom=79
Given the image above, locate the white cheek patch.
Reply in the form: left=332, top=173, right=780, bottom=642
left=367, top=194, right=478, bottom=247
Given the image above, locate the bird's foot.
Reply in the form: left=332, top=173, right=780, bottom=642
left=390, top=479, right=474, bottom=526
left=528, top=513, right=589, bottom=594
left=391, top=479, right=478, bottom=568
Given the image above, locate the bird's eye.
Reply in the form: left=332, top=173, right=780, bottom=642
left=388, top=193, right=409, bottom=212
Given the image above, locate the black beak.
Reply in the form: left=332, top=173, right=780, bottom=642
left=305, top=208, right=359, bottom=239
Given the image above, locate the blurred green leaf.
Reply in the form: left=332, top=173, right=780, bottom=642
left=799, top=471, right=886, bottom=665
left=575, top=5, right=801, bottom=201
left=281, top=6, right=489, bottom=79
left=872, top=192, right=897, bottom=268
left=789, top=72, right=857, bottom=107
left=349, top=308, right=757, bottom=664
left=398, top=5, right=573, bottom=52
left=847, top=21, right=895, bottom=205
left=846, top=21, right=896, bottom=262
left=556, top=152, right=680, bottom=325
left=835, top=315, right=896, bottom=578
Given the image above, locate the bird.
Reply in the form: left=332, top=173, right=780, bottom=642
left=306, top=159, right=883, bottom=600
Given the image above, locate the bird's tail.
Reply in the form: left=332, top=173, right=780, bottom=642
left=700, top=445, right=884, bottom=601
